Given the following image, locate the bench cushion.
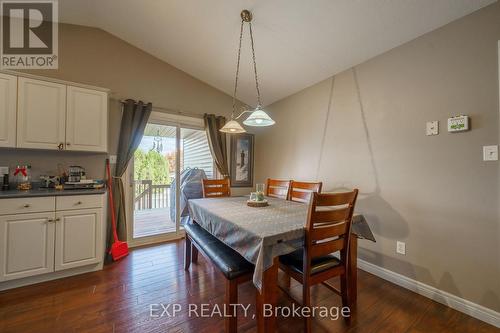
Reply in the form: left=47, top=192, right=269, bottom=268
left=185, top=222, right=254, bottom=280
left=279, top=248, right=341, bottom=275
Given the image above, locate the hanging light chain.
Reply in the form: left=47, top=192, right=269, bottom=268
left=231, top=19, right=245, bottom=119
left=231, top=10, right=263, bottom=119
left=248, top=21, right=262, bottom=107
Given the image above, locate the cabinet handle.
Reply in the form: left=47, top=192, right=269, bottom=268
left=55, top=218, right=61, bottom=222
left=76, top=201, right=82, bottom=205
left=23, top=204, right=30, bottom=208
left=66, top=142, right=71, bottom=146
left=46, top=218, right=54, bottom=223
left=58, top=143, right=64, bottom=150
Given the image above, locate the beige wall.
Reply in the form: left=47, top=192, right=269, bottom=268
left=1, top=23, right=236, bottom=181
left=255, top=3, right=500, bottom=311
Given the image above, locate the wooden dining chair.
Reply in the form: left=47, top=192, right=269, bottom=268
left=279, top=189, right=359, bottom=333
left=265, top=178, right=291, bottom=199
left=202, top=178, right=231, bottom=198
left=289, top=181, right=323, bottom=203
left=196, top=178, right=231, bottom=265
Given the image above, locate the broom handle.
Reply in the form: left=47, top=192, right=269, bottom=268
left=106, top=159, right=119, bottom=242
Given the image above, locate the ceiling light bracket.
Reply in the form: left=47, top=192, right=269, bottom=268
left=240, top=10, right=252, bottom=22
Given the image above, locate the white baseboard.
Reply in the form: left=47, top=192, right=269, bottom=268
left=357, top=259, right=500, bottom=328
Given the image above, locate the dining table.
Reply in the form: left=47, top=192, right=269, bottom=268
left=188, top=195, right=375, bottom=333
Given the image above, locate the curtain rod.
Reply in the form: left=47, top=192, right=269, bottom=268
left=119, top=100, right=204, bottom=119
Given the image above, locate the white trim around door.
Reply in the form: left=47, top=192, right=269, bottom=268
left=125, top=111, right=206, bottom=247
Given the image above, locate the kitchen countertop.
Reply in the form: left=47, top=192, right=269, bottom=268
left=0, top=187, right=107, bottom=199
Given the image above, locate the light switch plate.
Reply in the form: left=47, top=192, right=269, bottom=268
left=483, top=145, right=498, bottom=161
left=426, top=121, right=439, bottom=136
left=396, top=241, right=406, bottom=255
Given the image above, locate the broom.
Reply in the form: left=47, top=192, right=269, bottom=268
left=106, top=159, right=129, bottom=261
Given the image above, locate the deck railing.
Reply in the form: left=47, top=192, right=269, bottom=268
left=134, top=180, right=171, bottom=210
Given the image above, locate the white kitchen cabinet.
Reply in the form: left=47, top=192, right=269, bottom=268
left=0, top=73, right=17, bottom=148
left=0, top=212, right=56, bottom=282
left=54, top=208, right=103, bottom=271
left=17, top=77, right=67, bottom=150
left=66, top=86, right=108, bottom=152
left=5, top=73, right=108, bottom=153
left=0, top=194, right=105, bottom=288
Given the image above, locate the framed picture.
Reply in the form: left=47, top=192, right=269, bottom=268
left=230, top=133, right=254, bottom=187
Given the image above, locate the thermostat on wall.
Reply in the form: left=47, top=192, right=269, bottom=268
left=447, top=115, right=469, bottom=132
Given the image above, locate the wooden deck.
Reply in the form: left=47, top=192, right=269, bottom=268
left=134, top=208, right=176, bottom=238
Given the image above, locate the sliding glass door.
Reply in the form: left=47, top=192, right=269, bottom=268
left=132, top=123, right=177, bottom=239
left=127, top=112, right=213, bottom=245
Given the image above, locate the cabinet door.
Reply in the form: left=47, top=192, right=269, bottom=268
left=17, top=77, right=66, bottom=150
left=55, top=208, right=103, bottom=271
left=0, top=73, right=17, bottom=148
left=66, top=86, right=108, bottom=152
left=0, top=212, right=55, bottom=282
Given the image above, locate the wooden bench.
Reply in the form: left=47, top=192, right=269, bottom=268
left=184, top=221, right=254, bottom=333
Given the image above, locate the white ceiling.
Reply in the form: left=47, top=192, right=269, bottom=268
left=59, top=0, right=496, bottom=106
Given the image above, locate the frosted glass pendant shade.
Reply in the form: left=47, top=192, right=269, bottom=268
left=220, top=119, right=246, bottom=133
left=243, top=107, right=275, bottom=127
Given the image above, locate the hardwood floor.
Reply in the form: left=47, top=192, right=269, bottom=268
left=0, top=240, right=496, bottom=333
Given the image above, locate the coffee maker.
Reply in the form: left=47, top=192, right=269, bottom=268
left=0, top=166, right=9, bottom=191
left=68, top=166, right=86, bottom=183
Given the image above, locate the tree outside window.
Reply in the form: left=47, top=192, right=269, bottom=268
left=134, top=149, right=170, bottom=185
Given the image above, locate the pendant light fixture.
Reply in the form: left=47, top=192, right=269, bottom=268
left=220, top=9, right=275, bottom=133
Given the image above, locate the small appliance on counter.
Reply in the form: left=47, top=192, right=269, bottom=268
left=0, top=166, right=9, bottom=191
left=68, top=165, right=86, bottom=183
left=63, top=165, right=104, bottom=190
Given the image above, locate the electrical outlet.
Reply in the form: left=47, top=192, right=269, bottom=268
left=396, top=241, right=406, bottom=255
left=483, top=145, right=498, bottom=161
left=109, top=155, right=117, bottom=164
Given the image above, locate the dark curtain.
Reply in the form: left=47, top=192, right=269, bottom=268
left=204, top=114, right=229, bottom=178
left=107, top=100, right=152, bottom=256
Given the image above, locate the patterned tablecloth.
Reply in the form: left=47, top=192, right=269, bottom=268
left=188, top=196, right=374, bottom=290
